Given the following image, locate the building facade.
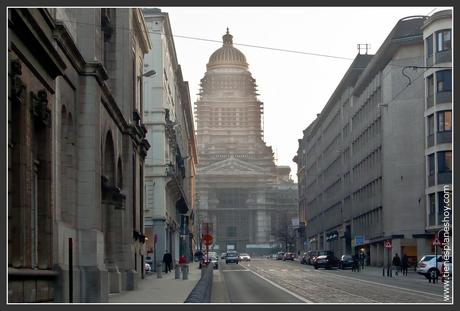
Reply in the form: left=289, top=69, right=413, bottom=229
left=295, top=13, right=450, bottom=266
left=8, top=8, right=151, bottom=302
left=142, top=8, right=197, bottom=269
left=421, top=10, right=452, bottom=242
left=195, top=29, right=297, bottom=255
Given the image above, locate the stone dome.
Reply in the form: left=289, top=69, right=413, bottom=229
left=207, top=29, right=248, bottom=69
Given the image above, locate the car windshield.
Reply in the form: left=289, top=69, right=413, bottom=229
left=227, top=252, right=238, bottom=256
left=421, top=255, right=435, bottom=262
left=241, top=253, right=249, bottom=256
left=342, top=255, right=352, bottom=260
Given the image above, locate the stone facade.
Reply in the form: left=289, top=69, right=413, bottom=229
left=294, top=14, right=448, bottom=266
left=142, top=8, right=198, bottom=269
left=8, top=8, right=151, bottom=302
left=195, top=30, right=297, bottom=255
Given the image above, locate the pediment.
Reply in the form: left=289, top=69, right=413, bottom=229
left=198, top=156, right=266, bottom=175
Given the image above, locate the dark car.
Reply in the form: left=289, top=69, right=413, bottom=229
left=338, top=255, right=355, bottom=269
left=303, top=250, right=334, bottom=265
left=313, top=255, right=339, bottom=269
left=283, top=252, right=295, bottom=261
left=226, top=251, right=239, bottom=264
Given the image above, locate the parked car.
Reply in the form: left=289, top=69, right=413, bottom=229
left=226, top=251, right=239, bottom=264
left=313, top=255, right=339, bottom=269
left=338, top=255, right=355, bottom=269
left=144, top=263, right=151, bottom=272
left=221, top=252, right=227, bottom=259
left=239, top=253, right=251, bottom=261
left=416, top=255, right=452, bottom=279
left=199, top=253, right=219, bottom=269
left=283, top=252, right=295, bottom=261
left=276, top=252, right=285, bottom=260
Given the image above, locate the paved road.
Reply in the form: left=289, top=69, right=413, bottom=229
left=212, top=258, right=449, bottom=303
left=212, top=261, right=307, bottom=303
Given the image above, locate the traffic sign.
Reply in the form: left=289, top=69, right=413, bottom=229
left=202, top=234, right=213, bottom=246
left=355, top=235, right=364, bottom=246
left=384, top=240, right=392, bottom=248
left=433, top=237, right=441, bottom=246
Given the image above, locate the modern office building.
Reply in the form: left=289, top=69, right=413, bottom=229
left=295, top=13, right=450, bottom=266
left=421, top=10, right=452, bottom=240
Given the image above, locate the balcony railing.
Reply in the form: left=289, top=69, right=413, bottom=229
left=427, top=134, right=434, bottom=148
left=435, top=50, right=452, bottom=64
left=428, top=174, right=435, bottom=187
left=437, top=131, right=451, bottom=144
left=438, top=172, right=452, bottom=185
left=436, top=91, right=452, bottom=104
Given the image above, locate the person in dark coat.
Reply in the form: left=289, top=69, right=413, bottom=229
left=163, top=250, right=173, bottom=273
left=352, top=254, right=360, bottom=272
left=401, top=254, right=409, bottom=276
left=392, top=253, right=402, bottom=276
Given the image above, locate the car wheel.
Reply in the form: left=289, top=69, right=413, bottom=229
left=314, top=265, right=318, bottom=269
left=226, top=261, right=228, bottom=264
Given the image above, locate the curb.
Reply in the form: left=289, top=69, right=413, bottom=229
left=184, top=265, right=213, bottom=303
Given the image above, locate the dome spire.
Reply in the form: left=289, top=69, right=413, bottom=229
left=223, top=27, right=233, bottom=46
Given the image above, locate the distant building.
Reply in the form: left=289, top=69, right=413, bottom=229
left=8, top=8, right=151, bottom=302
left=195, top=29, right=297, bottom=255
left=142, top=8, right=198, bottom=267
left=294, top=13, right=451, bottom=266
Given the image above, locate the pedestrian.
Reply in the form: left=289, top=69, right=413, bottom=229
left=392, top=253, right=401, bottom=276
left=179, top=255, right=186, bottom=265
left=352, top=254, right=360, bottom=272
left=401, top=254, right=409, bottom=276
left=360, top=251, right=365, bottom=270
left=163, top=250, right=173, bottom=274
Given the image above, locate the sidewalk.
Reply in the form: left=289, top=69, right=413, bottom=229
left=344, top=265, right=421, bottom=279
left=108, top=262, right=201, bottom=303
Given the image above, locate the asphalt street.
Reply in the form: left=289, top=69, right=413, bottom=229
left=212, top=258, right=448, bottom=303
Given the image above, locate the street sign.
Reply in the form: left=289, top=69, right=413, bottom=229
left=384, top=240, right=392, bottom=248
left=433, top=237, right=441, bottom=246
left=202, top=234, right=213, bottom=246
left=355, top=235, right=364, bottom=246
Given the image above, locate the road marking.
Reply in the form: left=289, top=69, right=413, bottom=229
left=221, top=270, right=250, bottom=272
left=317, top=270, right=444, bottom=298
left=242, top=265, right=313, bottom=303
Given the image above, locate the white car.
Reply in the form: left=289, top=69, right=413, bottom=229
left=416, top=254, right=452, bottom=279
left=144, top=263, right=152, bottom=272
left=239, top=253, right=251, bottom=261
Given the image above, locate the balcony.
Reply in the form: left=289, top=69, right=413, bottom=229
left=427, top=134, right=434, bottom=148
left=438, top=172, right=452, bottom=185
left=428, top=174, right=435, bottom=187
left=436, top=91, right=452, bottom=104
left=426, top=95, right=434, bottom=108
left=437, top=131, right=451, bottom=144
left=435, top=50, right=451, bottom=64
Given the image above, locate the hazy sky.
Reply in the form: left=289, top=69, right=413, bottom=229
left=158, top=7, right=448, bottom=181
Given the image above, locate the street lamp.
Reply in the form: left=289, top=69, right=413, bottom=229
left=138, top=69, right=156, bottom=79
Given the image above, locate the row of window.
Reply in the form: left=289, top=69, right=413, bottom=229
left=352, top=177, right=382, bottom=207
left=352, top=207, right=383, bottom=239
left=426, top=29, right=451, bottom=57
left=427, top=191, right=452, bottom=227
left=352, top=117, right=381, bottom=155
left=352, top=147, right=382, bottom=180
left=351, top=87, right=381, bottom=129
left=427, top=151, right=452, bottom=175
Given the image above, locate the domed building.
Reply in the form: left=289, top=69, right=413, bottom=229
left=195, top=29, right=298, bottom=254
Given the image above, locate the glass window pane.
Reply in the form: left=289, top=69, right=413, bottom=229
left=437, top=112, right=445, bottom=132
left=445, top=111, right=452, bottom=131
left=428, top=115, right=434, bottom=135
left=426, top=35, right=433, bottom=56
left=428, top=154, right=435, bottom=175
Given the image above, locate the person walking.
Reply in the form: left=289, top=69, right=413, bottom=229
left=392, top=253, right=401, bottom=276
left=352, top=254, right=360, bottom=272
left=162, top=250, right=173, bottom=274
left=401, top=254, right=409, bottom=276
left=359, top=251, right=365, bottom=270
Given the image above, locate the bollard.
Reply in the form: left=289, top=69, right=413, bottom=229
left=182, top=264, right=189, bottom=280
left=175, top=263, right=181, bottom=279
left=156, top=263, right=163, bottom=278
